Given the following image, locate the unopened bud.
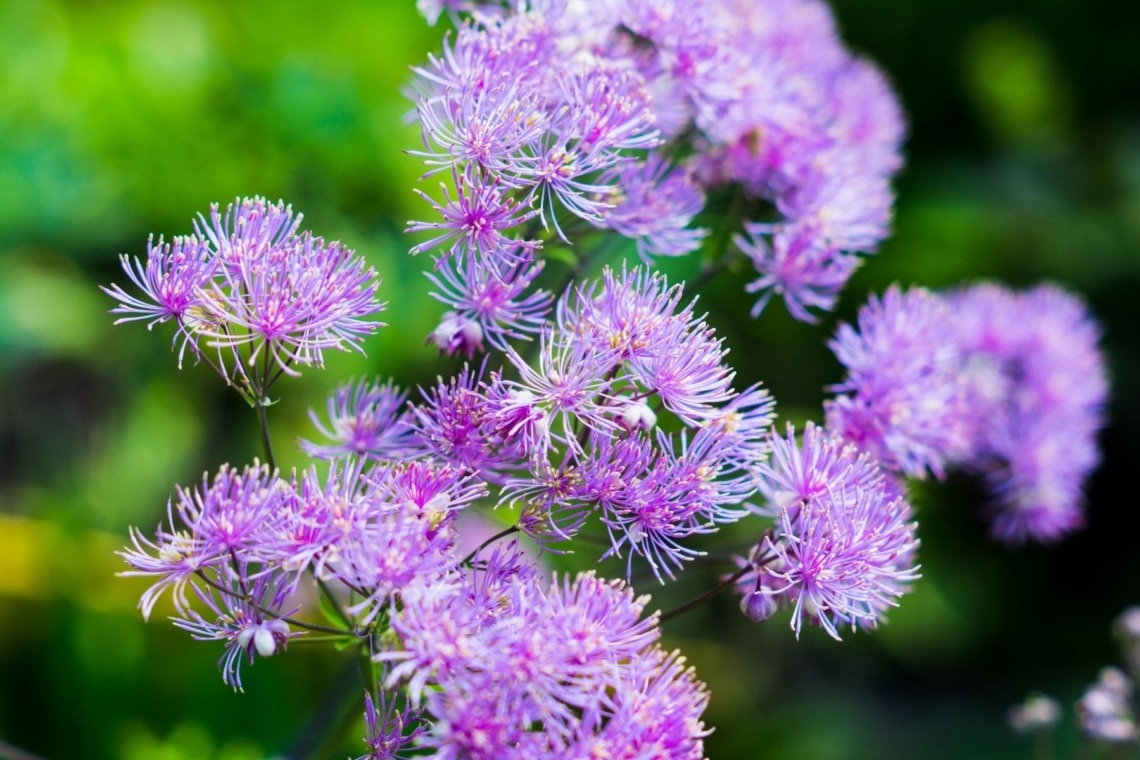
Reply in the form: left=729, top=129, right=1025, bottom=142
left=618, top=401, right=657, bottom=432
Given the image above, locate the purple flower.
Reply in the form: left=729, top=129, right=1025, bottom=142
left=322, top=465, right=470, bottom=627
left=104, top=197, right=385, bottom=389
left=748, top=483, right=919, bottom=639
left=354, top=689, right=425, bottom=760
left=198, top=219, right=383, bottom=378
left=753, top=421, right=888, bottom=517
left=119, top=461, right=291, bottom=618
left=407, top=167, right=539, bottom=259
left=736, top=220, right=862, bottom=323
left=499, top=330, right=618, bottom=453
left=425, top=248, right=552, bottom=353
left=172, top=574, right=300, bottom=691
left=300, top=378, right=419, bottom=461
left=411, top=364, right=527, bottom=483
left=692, top=0, right=905, bottom=321
left=599, top=155, right=708, bottom=260
left=826, top=285, right=968, bottom=478
left=380, top=549, right=710, bottom=758
left=736, top=420, right=918, bottom=637
left=949, top=283, right=1108, bottom=543
left=101, top=235, right=215, bottom=357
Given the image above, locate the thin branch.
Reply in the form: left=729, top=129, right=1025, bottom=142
left=659, top=565, right=750, bottom=623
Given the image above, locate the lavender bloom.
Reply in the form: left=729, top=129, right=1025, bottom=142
left=407, top=167, right=540, bottom=259
left=407, top=0, right=904, bottom=323
left=101, top=234, right=215, bottom=365
left=565, top=266, right=736, bottom=425
left=498, top=330, right=618, bottom=454
left=325, top=464, right=475, bottom=627
left=618, top=0, right=742, bottom=135
left=760, top=484, right=919, bottom=639
left=355, top=690, right=425, bottom=760
left=580, top=649, right=711, bottom=759
left=736, top=221, right=862, bottom=322
left=410, top=363, right=527, bottom=483
left=949, top=283, right=1108, bottom=543
left=695, top=0, right=904, bottom=321
left=737, top=421, right=918, bottom=637
left=300, top=378, right=419, bottom=461
left=485, top=266, right=772, bottom=578
left=198, top=219, right=383, bottom=378
left=599, top=156, right=708, bottom=260
left=826, top=286, right=968, bottom=478
left=381, top=551, right=710, bottom=758
left=407, top=7, right=663, bottom=249
left=425, top=248, right=552, bottom=354
left=119, top=461, right=291, bottom=618
left=104, top=197, right=385, bottom=389
left=751, top=421, right=887, bottom=517
left=172, top=574, right=299, bottom=691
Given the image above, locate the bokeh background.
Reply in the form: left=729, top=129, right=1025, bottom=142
left=2, top=1, right=1139, bottom=758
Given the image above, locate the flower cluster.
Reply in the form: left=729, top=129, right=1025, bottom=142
left=736, top=423, right=920, bottom=639
left=407, top=0, right=905, bottom=355
left=825, top=283, right=1108, bottom=542
left=103, top=197, right=384, bottom=399
left=380, top=550, right=709, bottom=758
left=949, top=284, right=1109, bottom=542
left=307, top=265, right=775, bottom=581
left=119, top=457, right=482, bottom=689
left=106, top=0, right=1114, bottom=756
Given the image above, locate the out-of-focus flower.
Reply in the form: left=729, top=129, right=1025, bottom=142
left=1077, top=667, right=1137, bottom=744
left=301, top=379, right=419, bottom=461
left=1008, top=693, right=1062, bottom=735
left=826, top=285, right=968, bottom=478
left=950, top=283, right=1108, bottom=543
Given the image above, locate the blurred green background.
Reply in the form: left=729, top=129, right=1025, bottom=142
left=2, top=0, right=1139, bottom=758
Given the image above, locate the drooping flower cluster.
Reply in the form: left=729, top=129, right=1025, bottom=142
left=380, top=547, right=710, bottom=758
left=407, top=0, right=905, bottom=351
left=103, top=197, right=384, bottom=397
left=825, top=282, right=1108, bottom=542
left=948, top=284, right=1109, bottom=542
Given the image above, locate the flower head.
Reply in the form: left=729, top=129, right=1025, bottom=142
left=104, top=197, right=385, bottom=390
left=826, top=285, right=968, bottom=478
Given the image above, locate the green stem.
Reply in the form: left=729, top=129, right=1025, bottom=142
left=194, top=570, right=357, bottom=637
left=318, top=576, right=353, bottom=630
left=359, top=633, right=380, bottom=704
left=255, top=397, right=277, bottom=471
left=289, top=635, right=361, bottom=646
left=659, top=565, right=750, bottom=623
left=461, top=524, right=521, bottom=566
